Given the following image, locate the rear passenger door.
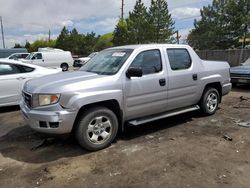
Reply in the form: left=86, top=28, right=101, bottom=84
left=124, top=49, right=168, bottom=120
left=165, top=48, right=199, bottom=111
left=0, top=63, right=27, bottom=106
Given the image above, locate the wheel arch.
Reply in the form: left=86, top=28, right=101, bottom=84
left=72, top=99, right=124, bottom=133
left=200, top=82, right=222, bottom=103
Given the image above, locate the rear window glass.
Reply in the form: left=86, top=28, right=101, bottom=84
left=167, top=49, right=192, bottom=70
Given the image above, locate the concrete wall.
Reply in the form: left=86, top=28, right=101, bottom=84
left=196, top=49, right=250, bottom=67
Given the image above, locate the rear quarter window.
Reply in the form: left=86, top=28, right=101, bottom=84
left=167, top=49, right=192, bottom=70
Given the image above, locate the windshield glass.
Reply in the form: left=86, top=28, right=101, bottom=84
left=25, top=53, right=34, bottom=59
left=242, top=57, right=250, bottom=66
left=80, top=49, right=133, bottom=75
left=25, top=53, right=35, bottom=60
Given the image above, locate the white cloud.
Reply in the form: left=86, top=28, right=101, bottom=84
left=0, top=0, right=122, bottom=32
left=0, top=0, right=210, bottom=48
left=171, top=7, right=200, bottom=20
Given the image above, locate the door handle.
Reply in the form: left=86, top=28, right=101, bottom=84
left=192, top=74, right=198, bottom=81
left=16, top=77, right=26, bottom=80
left=159, top=78, right=166, bottom=86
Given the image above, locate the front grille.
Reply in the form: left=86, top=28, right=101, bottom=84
left=230, top=73, right=250, bottom=78
left=23, top=91, right=32, bottom=108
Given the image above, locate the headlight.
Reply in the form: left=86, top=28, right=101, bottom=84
left=32, top=94, right=60, bottom=107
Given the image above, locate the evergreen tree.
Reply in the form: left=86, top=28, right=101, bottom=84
left=55, top=26, right=70, bottom=50
left=113, top=19, right=129, bottom=46
left=188, top=0, right=250, bottom=50
left=25, top=41, right=31, bottom=52
left=127, top=0, right=149, bottom=44
left=148, top=0, right=175, bottom=43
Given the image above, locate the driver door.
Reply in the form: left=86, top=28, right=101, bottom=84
left=124, top=49, right=168, bottom=120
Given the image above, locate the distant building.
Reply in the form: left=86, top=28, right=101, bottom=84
left=0, top=48, right=28, bottom=58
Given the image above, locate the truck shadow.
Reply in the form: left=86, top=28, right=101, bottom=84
left=0, top=105, right=20, bottom=113
left=0, top=111, right=199, bottom=164
left=232, top=84, right=250, bottom=93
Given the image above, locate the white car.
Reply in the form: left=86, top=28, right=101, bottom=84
left=22, top=49, right=73, bottom=71
left=79, top=52, right=98, bottom=64
left=6, top=53, right=30, bottom=60
left=0, top=59, right=62, bottom=107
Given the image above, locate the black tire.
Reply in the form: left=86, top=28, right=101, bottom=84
left=75, top=107, right=118, bottom=151
left=200, top=87, right=220, bottom=115
left=61, top=63, right=69, bottom=71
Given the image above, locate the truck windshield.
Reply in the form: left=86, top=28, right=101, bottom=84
left=80, top=49, right=133, bottom=75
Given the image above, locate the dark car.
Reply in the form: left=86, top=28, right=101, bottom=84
left=230, top=57, right=250, bottom=85
left=73, top=59, right=85, bottom=67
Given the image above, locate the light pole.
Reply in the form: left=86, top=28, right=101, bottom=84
left=0, top=16, right=5, bottom=48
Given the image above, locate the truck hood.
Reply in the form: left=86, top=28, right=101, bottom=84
left=24, top=71, right=108, bottom=93
left=230, top=65, right=250, bottom=74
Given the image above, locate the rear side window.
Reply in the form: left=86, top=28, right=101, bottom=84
left=167, top=49, right=192, bottom=70
left=17, top=65, right=35, bottom=73
left=0, top=63, right=21, bottom=75
left=130, top=49, right=162, bottom=75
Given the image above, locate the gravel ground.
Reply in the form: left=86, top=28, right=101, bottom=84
left=0, top=85, right=250, bottom=188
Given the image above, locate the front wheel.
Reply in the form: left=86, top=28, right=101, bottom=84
left=200, top=87, right=220, bottom=115
left=61, top=63, right=69, bottom=71
left=75, top=107, right=118, bottom=151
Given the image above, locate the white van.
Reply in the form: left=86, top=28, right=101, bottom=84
left=22, top=49, right=73, bottom=71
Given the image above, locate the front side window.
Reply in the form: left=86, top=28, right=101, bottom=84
left=130, top=49, right=162, bottom=75
left=21, top=54, right=29, bottom=58
left=0, top=63, right=21, bottom=75
left=32, top=53, right=42, bottom=60
left=167, top=49, right=192, bottom=70
left=80, top=49, right=133, bottom=75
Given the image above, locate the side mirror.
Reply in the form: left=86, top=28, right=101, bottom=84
left=126, top=67, right=143, bottom=78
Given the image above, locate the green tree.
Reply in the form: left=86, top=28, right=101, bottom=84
left=113, top=19, right=129, bottom=46
left=127, top=0, right=149, bottom=44
left=94, top=33, right=113, bottom=51
left=55, top=26, right=70, bottom=50
left=25, top=41, right=31, bottom=52
left=188, top=0, right=250, bottom=50
left=29, top=39, right=56, bottom=52
left=13, top=43, right=23, bottom=48
left=148, top=0, right=175, bottom=43
left=81, top=32, right=99, bottom=55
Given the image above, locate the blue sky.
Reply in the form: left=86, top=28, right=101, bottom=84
left=0, top=0, right=212, bottom=48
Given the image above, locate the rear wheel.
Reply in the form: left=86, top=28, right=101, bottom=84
left=75, top=107, right=118, bottom=151
left=200, top=87, right=220, bottom=115
left=61, top=63, right=69, bottom=71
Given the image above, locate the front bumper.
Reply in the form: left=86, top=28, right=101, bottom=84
left=20, top=100, right=77, bottom=134
left=231, top=77, right=250, bottom=84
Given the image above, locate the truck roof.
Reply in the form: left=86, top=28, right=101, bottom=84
left=109, top=44, right=190, bottom=50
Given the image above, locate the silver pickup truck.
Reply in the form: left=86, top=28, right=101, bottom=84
left=20, top=44, right=232, bottom=151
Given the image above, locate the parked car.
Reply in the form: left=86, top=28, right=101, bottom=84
left=5, top=53, right=30, bottom=60
left=20, top=44, right=231, bottom=151
left=79, top=52, right=98, bottom=64
left=230, top=57, right=250, bottom=85
left=0, top=48, right=28, bottom=58
left=0, top=59, right=62, bottom=107
left=73, top=59, right=85, bottom=67
left=22, top=49, right=73, bottom=71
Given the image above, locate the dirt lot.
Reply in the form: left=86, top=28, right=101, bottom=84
left=0, top=86, right=250, bottom=188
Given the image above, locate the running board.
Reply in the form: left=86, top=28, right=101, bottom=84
left=128, top=105, right=200, bottom=126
